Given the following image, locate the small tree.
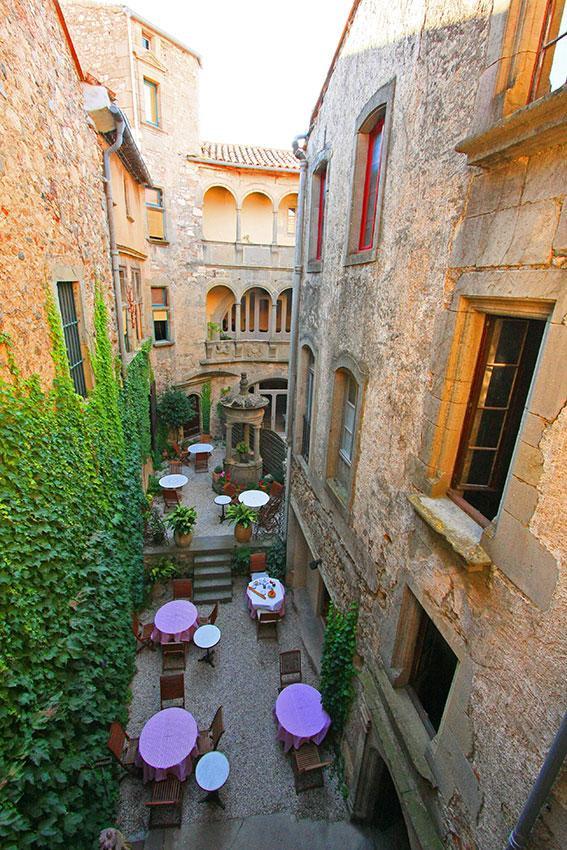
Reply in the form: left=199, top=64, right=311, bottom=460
left=201, top=380, right=212, bottom=434
left=320, top=601, right=359, bottom=735
left=157, top=388, right=194, bottom=430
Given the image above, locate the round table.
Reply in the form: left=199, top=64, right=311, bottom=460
left=214, top=494, right=231, bottom=522
left=137, top=707, right=198, bottom=783
left=194, top=624, right=221, bottom=667
left=159, top=474, right=188, bottom=490
left=238, top=489, right=270, bottom=508
left=195, top=750, right=230, bottom=809
left=246, top=576, right=285, bottom=619
left=188, top=443, right=214, bottom=455
left=151, top=600, right=198, bottom=644
left=274, top=683, right=331, bottom=753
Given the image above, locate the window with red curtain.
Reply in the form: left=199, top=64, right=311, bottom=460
left=315, top=166, right=327, bottom=260
left=358, top=117, right=385, bottom=251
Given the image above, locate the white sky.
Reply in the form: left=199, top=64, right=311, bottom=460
left=118, top=0, right=354, bottom=148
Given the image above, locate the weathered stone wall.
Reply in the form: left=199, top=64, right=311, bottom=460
left=0, top=0, right=114, bottom=386
left=289, top=1, right=566, bottom=848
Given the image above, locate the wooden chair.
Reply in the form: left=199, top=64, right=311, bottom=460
left=223, top=482, right=238, bottom=504
left=249, top=552, right=268, bottom=577
left=162, top=642, right=186, bottom=673
left=269, top=481, right=284, bottom=499
left=196, top=706, right=225, bottom=757
left=279, top=649, right=302, bottom=691
left=257, top=611, right=279, bottom=640
left=198, top=601, right=218, bottom=627
left=172, top=578, right=193, bottom=600
left=256, top=498, right=281, bottom=535
left=145, top=776, right=183, bottom=828
left=106, top=721, right=139, bottom=772
left=194, top=452, right=209, bottom=473
left=172, top=441, right=189, bottom=464
left=292, top=743, right=332, bottom=793
left=132, top=613, right=154, bottom=653
left=169, top=460, right=183, bottom=474
left=163, top=489, right=181, bottom=510
left=160, top=673, right=185, bottom=709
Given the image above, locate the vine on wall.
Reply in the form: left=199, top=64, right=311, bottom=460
left=0, top=288, right=151, bottom=849
left=320, top=602, right=359, bottom=735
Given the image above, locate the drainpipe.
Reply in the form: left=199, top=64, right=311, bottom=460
left=505, top=712, right=567, bottom=850
left=283, top=133, right=308, bottom=534
left=103, top=105, right=128, bottom=371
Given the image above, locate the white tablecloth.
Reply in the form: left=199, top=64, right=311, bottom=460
left=246, top=577, right=285, bottom=618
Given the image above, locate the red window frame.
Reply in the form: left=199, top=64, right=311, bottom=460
left=358, top=116, right=385, bottom=251
left=528, top=0, right=567, bottom=102
left=315, top=166, right=327, bottom=260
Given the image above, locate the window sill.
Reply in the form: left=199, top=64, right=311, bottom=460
left=147, top=238, right=170, bottom=246
left=408, top=493, right=491, bottom=572
left=142, top=121, right=166, bottom=134
left=455, top=86, right=567, bottom=167
left=344, top=247, right=377, bottom=267
left=153, top=340, right=174, bottom=348
left=325, top=477, right=350, bottom=517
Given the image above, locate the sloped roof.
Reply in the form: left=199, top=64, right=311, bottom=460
left=194, top=141, right=300, bottom=172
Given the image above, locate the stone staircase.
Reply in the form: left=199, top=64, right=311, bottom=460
left=191, top=535, right=234, bottom=604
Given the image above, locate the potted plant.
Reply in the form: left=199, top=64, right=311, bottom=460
left=212, top=464, right=224, bottom=491
left=200, top=380, right=212, bottom=442
left=226, top=503, right=256, bottom=543
left=235, top=440, right=249, bottom=463
left=146, top=557, right=178, bottom=601
left=165, top=504, right=197, bottom=547
left=207, top=321, right=221, bottom=341
left=157, top=388, right=195, bottom=442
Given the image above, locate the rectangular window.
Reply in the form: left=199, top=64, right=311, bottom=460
left=315, top=166, right=326, bottom=260
left=131, top=267, right=143, bottom=343
left=339, top=377, right=357, bottom=463
left=451, top=315, right=545, bottom=522
left=408, top=604, right=458, bottom=735
left=287, top=206, right=296, bottom=235
left=145, top=187, right=165, bottom=240
left=151, top=286, right=170, bottom=342
left=358, top=117, right=385, bottom=251
left=141, top=31, right=152, bottom=51
left=302, top=360, right=314, bottom=460
left=529, top=1, right=567, bottom=101
left=57, top=282, right=87, bottom=397
left=143, top=78, right=159, bottom=126
left=119, top=266, right=130, bottom=353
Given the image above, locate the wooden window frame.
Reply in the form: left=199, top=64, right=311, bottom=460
left=315, top=166, right=327, bottom=260
left=302, top=353, right=315, bottom=461
left=151, top=286, right=171, bottom=343
left=143, top=78, right=159, bottom=127
left=528, top=0, right=567, bottom=102
left=358, top=117, right=385, bottom=251
left=141, top=31, right=152, bottom=51
left=145, top=187, right=166, bottom=241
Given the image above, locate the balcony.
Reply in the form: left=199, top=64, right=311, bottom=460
left=202, top=240, right=294, bottom=269
left=202, top=336, right=290, bottom=365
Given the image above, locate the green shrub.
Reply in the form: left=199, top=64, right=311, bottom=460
left=231, top=545, right=251, bottom=575
left=267, top=536, right=287, bottom=582
left=157, top=388, right=194, bottom=430
left=201, top=380, right=211, bottom=433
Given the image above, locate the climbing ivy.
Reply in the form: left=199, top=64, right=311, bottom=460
left=320, top=602, right=359, bottom=735
left=0, top=288, right=151, bottom=849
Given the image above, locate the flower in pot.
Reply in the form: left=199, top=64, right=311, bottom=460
left=226, top=502, right=256, bottom=543
left=235, top=440, right=250, bottom=463
left=165, top=505, right=197, bottom=547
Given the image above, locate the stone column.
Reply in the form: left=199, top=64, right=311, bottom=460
left=235, top=301, right=241, bottom=339
left=253, top=425, right=261, bottom=461
left=235, top=207, right=242, bottom=243
left=225, top=423, right=233, bottom=461
left=272, top=209, right=278, bottom=246
left=269, top=300, right=277, bottom=337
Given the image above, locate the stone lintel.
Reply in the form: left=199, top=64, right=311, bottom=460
left=408, top=494, right=492, bottom=571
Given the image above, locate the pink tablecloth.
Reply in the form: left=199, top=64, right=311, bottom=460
left=151, top=600, right=198, bottom=644
left=274, top=683, right=331, bottom=752
left=136, top=707, right=198, bottom=783
left=245, top=577, right=285, bottom=619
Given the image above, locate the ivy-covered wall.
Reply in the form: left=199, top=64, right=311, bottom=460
left=0, top=290, right=151, bottom=849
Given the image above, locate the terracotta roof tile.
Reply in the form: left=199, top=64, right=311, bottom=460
left=198, top=141, right=300, bottom=171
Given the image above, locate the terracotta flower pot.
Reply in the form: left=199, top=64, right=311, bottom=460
left=174, top=531, right=193, bottom=548
left=200, top=433, right=212, bottom=443
left=234, top=523, right=252, bottom=543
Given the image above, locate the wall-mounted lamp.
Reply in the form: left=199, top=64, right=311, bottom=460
left=309, top=558, right=322, bottom=571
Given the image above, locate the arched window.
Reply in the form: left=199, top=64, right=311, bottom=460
left=276, top=289, right=293, bottom=335
left=326, top=365, right=364, bottom=506
left=206, top=285, right=236, bottom=336
left=183, top=394, right=201, bottom=438
left=203, top=186, right=237, bottom=242
left=241, top=192, right=272, bottom=244
left=301, top=347, right=315, bottom=461
left=278, top=193, right=298, bottom=246
left=240, top=287, right=271, bottom=335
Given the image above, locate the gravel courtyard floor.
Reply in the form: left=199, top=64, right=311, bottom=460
left=117, top=577, right=349, bottom=842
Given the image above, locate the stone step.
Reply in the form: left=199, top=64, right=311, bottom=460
left=193, top=588, right=233, bottom=604
left=193, top=552, right=233, bottom=567
left=190, top=534, right=235, bottom=554
left=193, top=563, right=232, bottom=579
left=194, top=576, right=233, bottom=592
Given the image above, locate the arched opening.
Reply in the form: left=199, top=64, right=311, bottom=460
left=278, top=192, right=298, bottom=245
left=240, top=287, right=272, bottom=336
left=241, top=192, right=272, bottom=244
left=203, top=186, right=237, bottom=242
left=206, top=285, right=237, bottom=336
left=250, top=377, right=288, bottom=434
left=276, top=288, right=293, bottom=335
left=183, top=393, right=201, bottom=438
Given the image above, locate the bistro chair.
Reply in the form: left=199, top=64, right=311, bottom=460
left=291, top=742, right=332, bottom=793
left=132, top=613, right=154, bottom=653
left=256, top=499, right=281, bottom=535
left=196, top=706, right=225, bottom=757
left=169, top=459, right=183, bottom=474
left=257, top=611, right=279, bottom=641
left=172, top=441, right=189, bottom=464
left=160, top=673, right=185, bottom=709
left=269, top=481, right=284, bottom=500
left=279, top=650, right=302, bottom=691
left=145, top=776, right=183, bottom=829
left=172, top=578, right=193, bottom=600
left=106, top=721, right=139, bottom=773
left=162, top=642, right=186, bottom=673
left=249, top=551, right=268, bottom=577
left=163, top=489, right=181, bottom=510
left=194, top=452, right=209, bottom=473
left=198, top=601, right=219, bottom=627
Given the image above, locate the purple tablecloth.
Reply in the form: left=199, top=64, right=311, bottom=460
left=136, top=707, right=198, bottom=783
left=274, top=684, right=331, bottom=752
left=151, top=600, right=198, bottom=644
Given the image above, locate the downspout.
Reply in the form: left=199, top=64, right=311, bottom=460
left=103, top=105, right=128, bottom=371
left=505, top=712, right=567, bottom=850
left=284, top=133, right=308, bottom=534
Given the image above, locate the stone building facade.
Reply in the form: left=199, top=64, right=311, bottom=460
left=0, top=0, right=116, bottom=388
left=287, top=1, right=566, bottom=849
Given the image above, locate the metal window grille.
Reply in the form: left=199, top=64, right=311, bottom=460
left=57, top=282, right=87, bottom=397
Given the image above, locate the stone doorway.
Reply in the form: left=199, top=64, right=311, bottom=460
left=353, top=744, right=412, bottom=849
left=183, top=393, right=201, bottom=438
